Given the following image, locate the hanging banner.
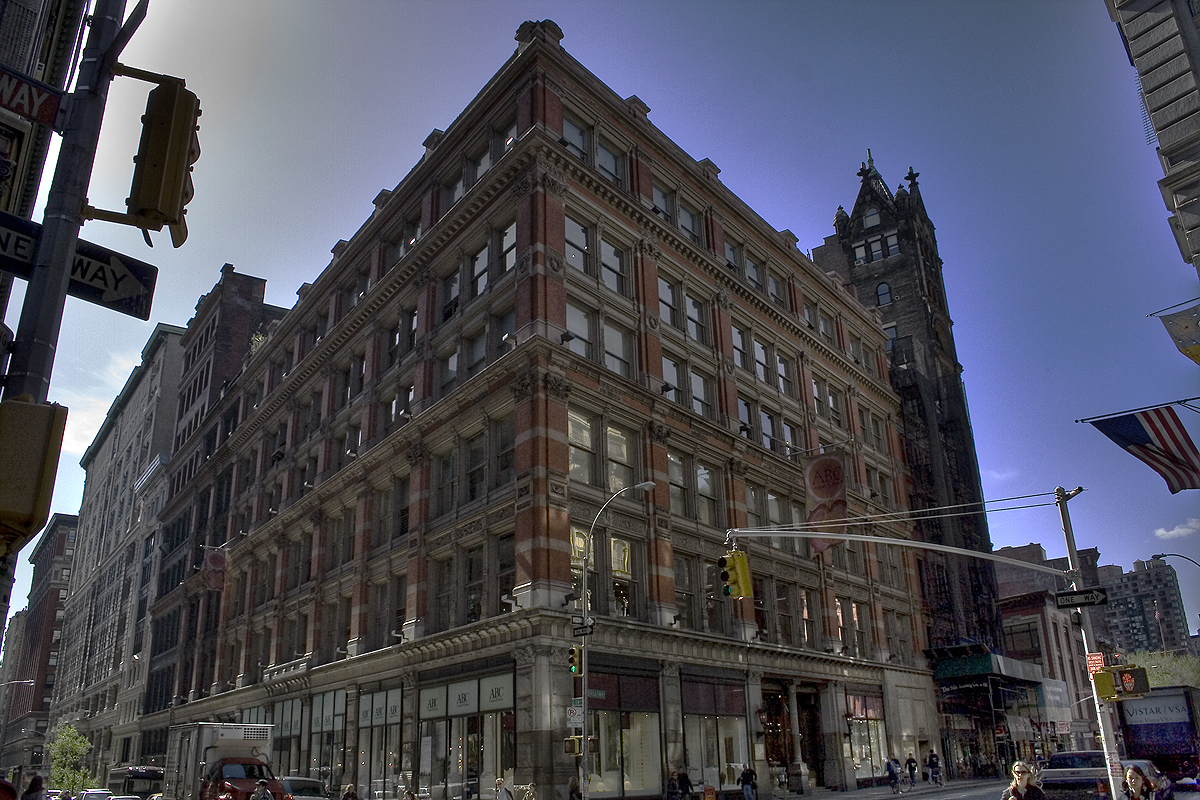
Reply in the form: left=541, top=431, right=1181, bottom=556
left=803, top=451, right=847, bottom=553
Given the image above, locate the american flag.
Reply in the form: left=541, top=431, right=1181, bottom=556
left=1090, top=405, right=1200, bottom=494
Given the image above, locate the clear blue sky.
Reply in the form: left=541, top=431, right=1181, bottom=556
left=5, top=0, right=1197, bottom=639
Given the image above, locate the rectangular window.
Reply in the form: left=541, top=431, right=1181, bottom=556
left=732, top=325, right=750, bottom=371
left=885, top=233, right=900, bottom=256
left=469, top=242, right=489, bottom=297
left=568, top=409, right=595, bottom=485
left=466, top=433, right=487, bottom=502
left=869, top=238, right=883, bottom=261
left=565, top=215, right=589, bottom=273
left=603, top=321, right=633, bottom=378
left=776, top=354, right=793, bottom=396
left=658, top=277, right=679, bottom=328
left=745, top=255, right=763, bottom=291
left=597, top=141, right=622, bottom=187
left=817, top=312, right=834, bottom=344
left=435, top=452, right=457, bottom=517
left=464, top=331, right=487, bottom=379
left=606, top=424, right=634, bottom=492
left=662, top=355, right=682, bottom=404
left=695, top=462, right=717, bottom=526
left=562, top=116, right=587, bottom=160
left=725, top=239, right=740, bottom=271
left=500, top=223, right=517, bottom=272
left=442, top=272, right=459, bottom=321
left=674, top=555, right=695, bottom=630
left=745, top=484, right=763, bottom=528
left=690, top=370, right=713, bottom=419
left=685, top=293, right=706, bottom=342
left=668, top=451, right=686, bottom=517
left=760, top=409, right=776, bottom=451
left=753, top=339, right=770, bottom=382
left=601, top=240, right=625, bottom=294
left=738, top=397, right=753, bottom=439
left=653, top=183, right=673, bottom=223
left=566, top=302, right=593, bottom=359
left=495, top=415, right=515, bottom=487
left=440, top=347, right=458, bottom=395
left=678, top=203, right=700, bottom=244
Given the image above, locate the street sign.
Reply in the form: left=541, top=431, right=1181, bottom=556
left=566, top=705, right=584, bottom=728
left=0, top=66, right=64, bottom=127
left=1086, top=652, right=1106, bottom=676
left=572, top=625, right=594, bottom=637
left=1054, top=587, right=1108, bottom=609
left=0, top=211, right=157, bottom=319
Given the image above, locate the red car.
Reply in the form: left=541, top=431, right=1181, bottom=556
left=201, top=758, right=285, bottom=800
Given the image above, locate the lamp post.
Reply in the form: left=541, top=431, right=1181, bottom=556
left=1152, top=553, right=1200, bottom=570
left=579, top=480, right=655, bottom=800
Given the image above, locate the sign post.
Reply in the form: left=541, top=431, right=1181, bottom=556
left=1054, top=588, right=1109, bottom=609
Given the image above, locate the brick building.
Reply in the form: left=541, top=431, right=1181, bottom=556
left=59, top=20, right=943, bottom=798
left=0, top=513, right=76, bottom=785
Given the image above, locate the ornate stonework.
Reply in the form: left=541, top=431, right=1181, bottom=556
left=511, top=372, right=536, bottom=401
left=544, top=374, right=571, bottom=401
left=728, top=456, right=749, bottom=477
left=715, top=289, right=732, bottom=311
left=648, top=420, right=671, bottom=444
left=406, top=441, right=429, bottom=466
left=512, top=646, right=537, bottom=666
left=414, top=262, right=432, bottom=288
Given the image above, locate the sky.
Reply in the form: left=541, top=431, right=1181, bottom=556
left=3, top=0, right=1198, bottom=642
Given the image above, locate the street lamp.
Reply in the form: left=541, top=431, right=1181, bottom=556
left=1152, top=553, right=1200, bottom=570
left=579, top=480, right=655, bottom=800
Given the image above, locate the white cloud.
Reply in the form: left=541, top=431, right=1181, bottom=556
left=54, top=352, right=139, bottom=456
left=1154, top=518, right=1200, bottom=540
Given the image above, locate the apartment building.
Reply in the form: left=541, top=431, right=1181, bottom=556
left=60, top=20, right=941, bottom=798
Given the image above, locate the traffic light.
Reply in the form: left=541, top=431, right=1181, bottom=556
left=127, top=77, right=201, bottom=247
left=0, top=395, right=67, bottom=551
left=568, top=645, right=582, bottom=674
left=1093, top=666, right=1150, bottom=700
left=718, top=550, right=753, bottom=600
left=564, top=736, right=582, bottom=755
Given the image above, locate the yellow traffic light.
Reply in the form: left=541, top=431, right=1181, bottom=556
left=127, top=78, right=200, bottom=247
left=568, top=645, right=582, bottom=674
left=0, top=395, right=67, bottom=551
left=1093, top=665, right=1151, bottom=700
left=719, top=550, right=754, bottom=600
left=564, top=737, right=582, bottom=755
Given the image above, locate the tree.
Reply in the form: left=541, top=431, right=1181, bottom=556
left=46, top=722, right=95, bottom=796
left=1124, top=650, right=1200, bottom=688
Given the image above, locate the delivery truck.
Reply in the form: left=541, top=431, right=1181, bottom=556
left=165, top=723, right=286, bottom=800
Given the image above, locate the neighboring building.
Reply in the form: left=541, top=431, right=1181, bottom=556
left=53, top=324, right=186, bottom=777
left=68, top=20, right=944, bottom=797
left=0, top=0, right=88, bottom=319
left=0, top=608, right=27, bottom=757
left=1097, top=557, right=1190, bottom=654
left=812, top=157, right=1003, bottom=774
left=1106, top=0, right=1200, bottom=280
left=0, top=513, right=76, bottom=786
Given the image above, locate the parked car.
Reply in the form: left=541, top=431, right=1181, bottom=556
left=279, top=778, right=329, bottom=800
left=80, top=791, right=114, bottom=800
left=1040, top=751, right=1109, bottom=800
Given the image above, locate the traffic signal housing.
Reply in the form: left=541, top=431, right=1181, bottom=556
left=1093, top=666, right=1150, bottom=700
left=718, top=550, right=753, bottom=600
left=127, top=77, right=201, bottom=247
left=0, top=395, right=67, bottom=552
left=568, top=645, right=582, bottom=674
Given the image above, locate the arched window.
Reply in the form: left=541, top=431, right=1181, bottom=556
left=877, top=283, right=892, bottom=306
left=863, top=207, right=880, bottom=228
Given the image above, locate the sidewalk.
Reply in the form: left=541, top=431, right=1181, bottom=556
left=796, top=778, right=1006, bottom=798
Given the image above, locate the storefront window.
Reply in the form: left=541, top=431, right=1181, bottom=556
left=419, top=674, right=515, bottom=800
left=846, top=694, right=886, bottom=782
left=681, top=680, right=747, bottom=791
left=585, top=674, right=661, bottom=797
left=357, top=688, right=404, bottom=800
left=310, top=689, right=347, bottom=791
left=273, top=698, right=303, bottom=777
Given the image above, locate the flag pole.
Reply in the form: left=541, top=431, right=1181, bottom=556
left=1075, top=397, right=1200, bottom=424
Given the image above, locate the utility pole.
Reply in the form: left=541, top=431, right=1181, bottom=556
left=1057, top=486, right=1121, bottom=800
left=0, top=0, right=132, bottom=649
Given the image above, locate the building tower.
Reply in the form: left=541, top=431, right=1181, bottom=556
left=1097, top=557, right=1190, bottom=654
left=813, top=156, right=1004, bottom=770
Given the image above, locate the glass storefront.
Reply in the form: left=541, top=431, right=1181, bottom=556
left=845, top=694, right=885, bottom=783
left=418, top=674, right=515, bottom=800
left=585, top=673, right=661, bottom=797
left=681, top=680, right=748, bottom=792
left=312, top=689, right=348, bottom=792
left=357, top=688, right=404, bottom=800
left=274, top=698, right=304, bottom=777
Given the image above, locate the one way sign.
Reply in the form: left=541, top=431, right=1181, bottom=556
left=0, top=210, right=157, bottom=320
left=1054, top=587, right=1109, bottom=609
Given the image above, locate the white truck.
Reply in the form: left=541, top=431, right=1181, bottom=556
left=165, top=723, right=285, bottom=800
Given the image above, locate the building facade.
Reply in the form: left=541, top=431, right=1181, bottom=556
left=53, top=324, right=186, bottom=775
left=0, top=513, right=76, bottom=785
left=811, top=158, right=1004, bottom=774
left=55, top=20, right=946, bottom=799
left=1097, top=557, right=1190, bottom=654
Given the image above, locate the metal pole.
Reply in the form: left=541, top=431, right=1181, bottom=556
left=0, top=0, right=129, bottom=655
left=1056, top=486, right=1121, bottom=800
left=580, top=481, right=654, bottom=800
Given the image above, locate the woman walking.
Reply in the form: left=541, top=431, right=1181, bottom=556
left=1000, top=761, right=1044, bottom=800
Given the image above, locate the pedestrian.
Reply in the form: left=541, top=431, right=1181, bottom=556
left=666, top=774, right=680, bottom=800
left=1123, top=765, right=1156, bottom=800
left=737, top=765, right=757, bottom=800
left=1001, top=761, right=1043, bottom=800
left=0, top=779, right=15, bottom=800
left=20, top=777, right=45, bottom=800
left=250, top=780, right=273, bottom=800
left=568, top=777, right=581, bottom=800
left=905, top=754, right=918, bottom=784
left=495, top=778, right=514, bottom=800
left=925, top=751, right=941, bottom=786
left=676, top=770, right=694, bottom=800
left=886, top=756, right=900, bottom=793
